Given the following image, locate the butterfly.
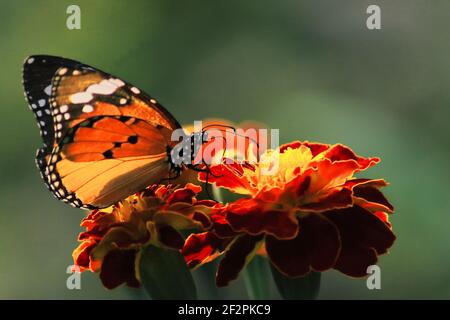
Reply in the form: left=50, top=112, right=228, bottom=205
left=23, top=55, right=211, bottom=210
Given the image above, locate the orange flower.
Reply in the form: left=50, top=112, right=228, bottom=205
left=73, top=183, right=218, bottom=289
left=183, top=141, right=396, bottom=286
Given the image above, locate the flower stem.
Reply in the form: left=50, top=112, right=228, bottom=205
left=243, top=255, right=272, bottom=300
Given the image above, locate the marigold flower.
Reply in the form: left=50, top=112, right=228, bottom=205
left=183, top=141, right=396, bottom=287
left=72, top=183, right=218, bottom=289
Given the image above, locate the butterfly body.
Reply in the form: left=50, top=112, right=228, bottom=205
left=23, top=55, right=195, bottom=209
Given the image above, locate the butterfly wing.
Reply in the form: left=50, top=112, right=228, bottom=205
left=23, top=55, right=182, bottom=209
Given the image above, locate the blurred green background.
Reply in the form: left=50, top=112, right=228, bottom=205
left=0, top=0, right=449, bottom=299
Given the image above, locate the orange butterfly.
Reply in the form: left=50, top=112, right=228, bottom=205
left=23, top=55, right=209, bottom=209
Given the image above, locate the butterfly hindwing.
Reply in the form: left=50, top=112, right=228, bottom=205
left=23, top=55, right=183, bottom=209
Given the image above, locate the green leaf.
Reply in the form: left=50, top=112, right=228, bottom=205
left=139, top=245, right=197, bottom=300
left=243, top=255, right=272, bottom=299
left=270, top=264, right=321, bottom=300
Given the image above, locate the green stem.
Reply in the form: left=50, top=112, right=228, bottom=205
left=243, top=256, right=272, bottom=299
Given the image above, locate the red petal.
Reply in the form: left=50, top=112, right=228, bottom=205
left=226, top=198, right=299, bottom=239
left=72, top=240, right=96, bottom=270
left=196, top=199, right=218, bottom=207
left=266, top=214, right=340, bottom=277
left=279, top=141, right=330, bottom=156
left=307, top=159, right=361, bottom=194
left=279, top=141, right=302, bottom=153
left=182, top=232, right=225, bottom=268
left=342, top=178, right=388, bottom=190
left=192, top=211, right=213, bottom=228
left=303, top=142, right=330, bottom=157
left=167, top=188, right=196, bottom=204
left=373, top=211, right=391, bottom=227
left=212, top=216, right=237, bottom=238
left=99, top=249, right=140, bottom=289
left=299, top=187, right=353, bottom=211
left=323, top=144, right=379, bottom=170
left=353, top=185, right=394, bottom=212
left=198, top=162, right=254, bottom=195
left=158, top=225, right=185, bottom=250
left=216, top=234, right=261, bottom=287
left=324, top=206, right=396, bottom=277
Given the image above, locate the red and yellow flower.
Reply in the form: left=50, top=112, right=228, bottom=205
left=182, top=141, right=396, bottom=286
left=73, top=183, right=219, bottom=289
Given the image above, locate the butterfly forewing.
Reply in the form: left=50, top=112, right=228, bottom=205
left=23, top=55, right=182, bottom=209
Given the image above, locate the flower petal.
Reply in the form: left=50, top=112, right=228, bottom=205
left=216, top=234, right=262, bottom=287
left=303, top=142, right=330, bottom=157
left=279, top=141, right=329, bottom=156
left=308, top=159, right=361, bottom=193
left=353, top=184, right=394, bottom=213
left=210, top=212, right=237, bottom=238
left=153, top=210, right=203, bottom=230
left=99, top=249, right=140, bottom=289
left=226, top=198, right=299, bottom=239
left=158, top=225, right=185, bottom=250
left=322, top=144, right=379, bottom=170
left=182, top=232, right=226, bottom=268
left=266, top=214, right=340, bottom=277
left=198, top=162, right=254, bottom=195
left=324, top=206, right=396, bottom=277
left=72, top=239, right=97, bottom=271
left=166, top=188, right=196, bottom=204
left=299, top=187, right=353, bottom=211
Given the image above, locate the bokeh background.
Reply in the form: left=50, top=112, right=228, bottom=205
left=0, top=0, right=449, bottom=299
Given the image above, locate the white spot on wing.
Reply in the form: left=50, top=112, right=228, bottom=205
left=38, top=99, right=46, bottom=107
left=70, top=92, right=94, bottom=103
left=131, top=87, right=140, bottom=94
left=82, top=104, right=94, bottom=113
left=27, top=57, right=35, bottom=64
left=86, top=80, right=117, bottom=95
left=44, top=85, right=52, bottom=96
left=86, top=78, right=125, bottom=95
left=110, top=78, right=125, bottom=87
